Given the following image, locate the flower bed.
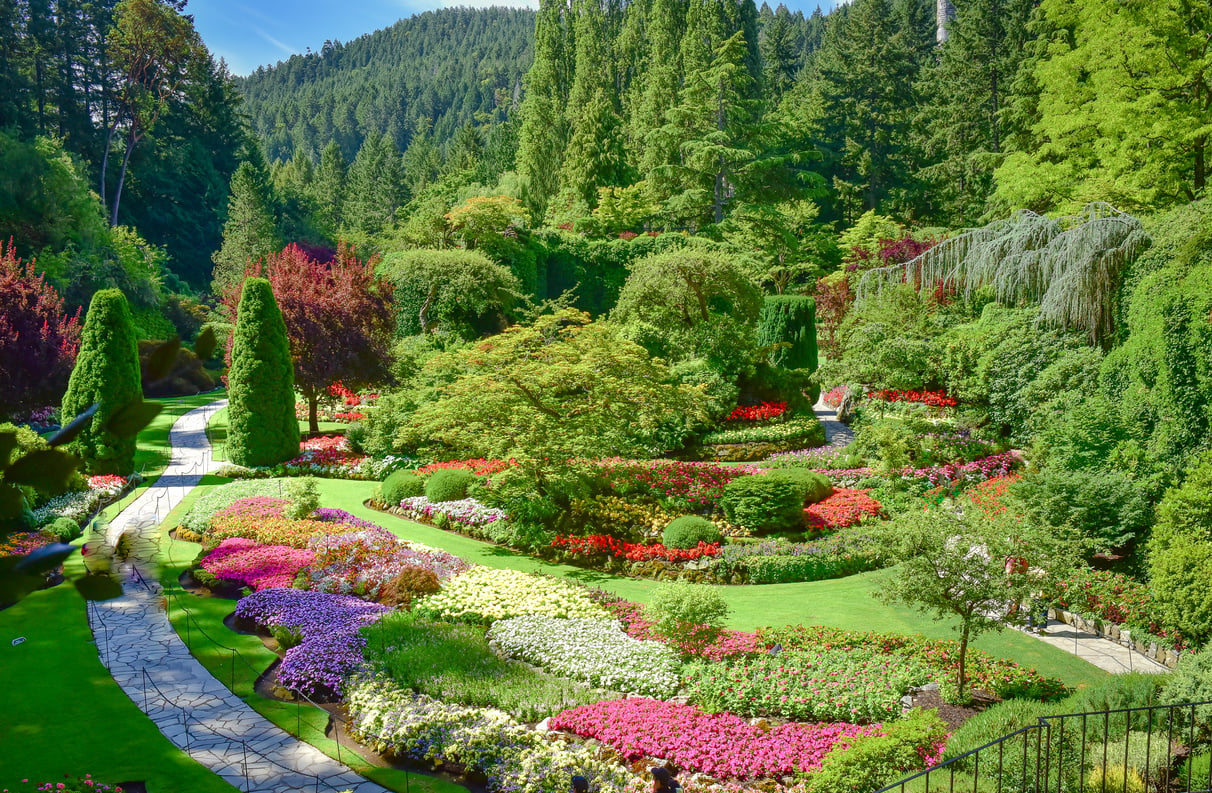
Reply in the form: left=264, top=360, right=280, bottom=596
left=549, top=698, right=883, bottom=779
left=603, top=599, right=763, bottom=661
left=411, top=567, right=609, bottom=624
left=758, top=625, right=1070, bottom=702
left=823, top=385, right=847, bottom=409
left=683, top=646, right=932, bottom=723
left=416, top=458, right=514, bottom=477
left=716, top=532, right=886, bottom=584
left=867, top=390, right=957, bottom=408
left=487, top=616, right=681, bottom=698
left=305, top=530, right=470, bottom=597
left=208, top=512, right=352, bottom=549
left=0, top=528, right=59, bottom=557
left=346, top=675, right=633, bottom=793
left=178, top=480, right=284, bottom=536
left=595, top=459, right=761, bottom=508
left=550, top=534, right=720, bottom=563
left=234, top=588, right=389, bottom=697
left=198, top=537, right=314, bottom=591
left=29, top=472, right=137, bottom=526
left=803, top=489, right=883, bottom=530
left=727, top=402, right=788, bottom=422
left=396, top=496, right=508, bottom=529
left=1053, top=568, right=1182, bottom=646
left=808, top=451, right=1020, bottom=488
left=702, top=416, right=825, bottom=446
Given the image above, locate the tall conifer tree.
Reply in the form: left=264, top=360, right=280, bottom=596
left=516, top=0, right=574, bottom=216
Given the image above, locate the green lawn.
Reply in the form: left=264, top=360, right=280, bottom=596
left=206, top=406, right=345, bottom=463
left=311, top=477, right=1109, bottom=691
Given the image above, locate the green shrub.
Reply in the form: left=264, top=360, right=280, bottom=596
left=649, top=581, right=729, bottom=652
left=1160, top=647, right=1212, bottom=742
left=48, top=516, right=81, bottom=541
left=755, top=295, right=818, bottom=372
left=1084, top=732, right=1173, bottom=793
left=60, top=288, right=142, bottom=475
left=739, top=552, right=878, bottom=584
left=1151, top=450, right=1212, bottom=554
left=663, top=516, right=722, bottom=549
left=767, top=468, right=833, bottom=505
left=719, top=475, right=804, bottom=533
left=381, top=470, right=425, bottom=504
left=271, top=625, right=304, bottom=650
left=425, top=469, right=477, bottom=503
left=284, top=477, right=319, bottom=520
left=802, top=708, right=949, bottom=793
left=1012, top=467, right=1151, bottom=553
left=1149, top=538, right=1212, bottom=647
left=226, top=277, right=299, bottom=468
left=377, top=565, right=441, bottom=608
left=701, top=415, right=825, bottom=446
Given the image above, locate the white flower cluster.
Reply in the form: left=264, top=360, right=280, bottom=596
left=398, top=496, right=508, bottom=527
left=413, top=567, right=608, bottom=625
left=346, top=674, right=635, bottom=793
left=29, top=476, right=134, bottom=526
left=358, top=455, right=416, bottom=479
left=488, top=616, right=681, bottom=698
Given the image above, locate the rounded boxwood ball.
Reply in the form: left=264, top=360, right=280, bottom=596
left=767, top=468, right=833, bottom=504
left=424, top=468, right=477, bottom=502
left=720, top=474, right=804, bottom=534
left=663, top=515, right=723, bottom=549
left=381, top=470, right=425, bottom=505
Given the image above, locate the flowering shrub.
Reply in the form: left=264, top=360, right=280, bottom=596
left=684, top=647, right=932, bottom=723
left=803, top=489, right=883, bottom=530
left=198, top=538, right=314, bottom=590
left=412, top=567, right=609, bottom=624
left=1053, top=568, right=1182, bottom=646
left=305, top=530, right=470, bottom=597
left=727, top=402, right=788, bottom=422
left=550, top=534, right=719, bottom=563
left=487, top=615, right=681, bottom=697
left=702, top=416, right=825, bottom=446
left=28, top=472, right=137, bottom=526
left=235, top=588, right=388, bottom=696
left=967, top=475, right=1019, bottom=517
left=416, top=458, right=514, bottom=477
left=807, top=452, right=1019, bottom=489
left=603, top=599, right=762, bottom=661
left=8, top=774, right=123, bottom=792
left=595, top=459, right=761, bottom=508
left=396, top=496, right=508, bottom=528
left=550, top=698, right=882, bottom=779
left=332, top=411, right=366, bottom=423
left=867, top=390, right=957, bottom=408
left=758, top=625, right=1070, bottom=702
left=346, top=675, right=635, bottom=793
left=823, top=386, right=848, bottom=409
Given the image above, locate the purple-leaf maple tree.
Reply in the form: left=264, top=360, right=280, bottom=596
left=224, top=242, right=395, bottom=433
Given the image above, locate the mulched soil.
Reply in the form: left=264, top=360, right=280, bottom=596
left=910, top=688, right=1000, bottom=732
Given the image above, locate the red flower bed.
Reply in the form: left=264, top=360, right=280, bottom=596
left=727, top=402, right=788, bottom=422
left=551, top=533, right=719, bottom=562
left=332, top=411, right=366, bottom=423
left=967, top=474, right=1020, bottom=517
left=595, top=459, right=759, bottom=507
left=867, top=389, right=957, bottom=408
left=605, top=599, right=761, bottom=660
left=415, top=458, right=514, bottom=477
left=804, top=488, right=883, bottom=530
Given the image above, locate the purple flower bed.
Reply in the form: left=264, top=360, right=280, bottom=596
left=234, top=588, right=389, bottom=697
left=313, top=507, right=388, bottom=531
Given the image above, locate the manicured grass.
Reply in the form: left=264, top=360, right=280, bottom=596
left=310, top=477, right=1109, bottom=692
left=0, top=585, right=240, bottom=792
left=206, top=406, right=345, bottom=463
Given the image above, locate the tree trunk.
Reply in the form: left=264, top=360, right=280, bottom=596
left=99, top=116, right=121, bottom=210
left=419, top=285, right=439, bottom=333
left=110, top=124, right=138, bottom=226
left=308, top=392, right=320, bottom=435
left=957, top=620, right=970, bottom=702
left=1195, top=135, right=1206, bottom=196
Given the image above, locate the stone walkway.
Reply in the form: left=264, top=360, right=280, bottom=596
left=1018, top=619, right=1170, bottom=675
left=87, top=399, right=389, bottom=793
left=813, top=394, right=855, bottom=447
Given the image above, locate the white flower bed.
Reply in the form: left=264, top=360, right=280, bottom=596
left=412, top=567, right=608, bottom=624
left=346, top=674, right=635, bottom=793
left=29, top=475, right=134, bottom=525
left=488, top=616, right=681, bottom=698
left=398, top=496, right=508, bottom=528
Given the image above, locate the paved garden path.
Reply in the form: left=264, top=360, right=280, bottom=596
left=87, top=399, right=389, bottom=793
left=813, top=394, right=855, bottom=447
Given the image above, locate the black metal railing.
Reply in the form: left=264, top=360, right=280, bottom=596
left=876, top=700, right=1212, bottom=793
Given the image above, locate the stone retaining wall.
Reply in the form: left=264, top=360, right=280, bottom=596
left=1050, top=608, right=1182, bottom=669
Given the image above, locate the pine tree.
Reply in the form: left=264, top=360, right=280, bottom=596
left=761, top=4, right=800, bottom=102
left=226, top=277, right=299, bottom=468
left=343, top=132, right=405, bottom=239
left=400, top=121, right=442, bottom=198
left=311, top=141, right=347, bottom=237
left=212, top=161, right=280, bottom=292
left=631, top=0, right=687, bottom=189
left=516, top=0, right=574, bottom=216
left=60, top=289, right=142, bottom=475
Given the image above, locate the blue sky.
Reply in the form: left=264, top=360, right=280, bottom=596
left=189, top=0, right=839, bottom=76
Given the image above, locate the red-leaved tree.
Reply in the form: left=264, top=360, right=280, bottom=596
left=224, top=242, right=395, bottom=433
left=0, top=240, right=81, bottom=420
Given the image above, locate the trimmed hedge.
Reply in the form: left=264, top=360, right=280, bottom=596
left=381, top=470, right=425, bottom=505
left=663, top=516, right=722, bottom=549
left=719, top=475, right=804, bottom=534
left=756, top=295, right=818, bottom=372
left=424, top=468, right=477, bottom=502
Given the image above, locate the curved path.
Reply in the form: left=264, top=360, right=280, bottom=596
left=87, top=400, right=389, bottom=793
left=813, top=393, right=854, bottom=448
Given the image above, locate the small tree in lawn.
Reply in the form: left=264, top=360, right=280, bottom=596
left=225, top=242, right=395, bottom=433
left=60, top=289, right=142, bottom=474
left=226, top=277, right=298, bottom=467
left=0, top=241, right=81, bottom=420
left=868, top=505, right=1077, bottom=702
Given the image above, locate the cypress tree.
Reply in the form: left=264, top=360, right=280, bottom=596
left=226, top=277, right=299, bottom=467
left=60, top=289, right=143, bottom=475
left=756, top=295, right=818, bottom=371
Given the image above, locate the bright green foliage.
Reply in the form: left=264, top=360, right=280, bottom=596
left=756, top=295, right=817, bottom=372
left=1151, top=452, right=1212, bottom=554
left=381, top=470, right=425, bottom=505
left=60, top=289, right=143, bottom=475
left=719, top=475, right=804, bottom=534
left=662, top=515, right=722, bottom=549
left=802, top=709, right=950, bottom=793
left=383, top=248, right=520, bottom=338
left=516, top=0, right=573, bottom=216
left=424, top=469, right=477, bottom=503
left=1150, top=539, right=1212, bottom=650
left=994, top=0, right=1212, bottom=213
left=837, top=211, right=904, bottom=261
left=225, top=278, right=298, bottom=467
left=766, top=468, right=832, bottom=505
left=1160, top=648, right=1212, bottom=741
left=211, top=162, right=280, bottom=293
left=648, top=580, right=730, bottom=652
left=284, top=477, right=319, bottom=520
left=1010, top=468, right=1149, bottom=553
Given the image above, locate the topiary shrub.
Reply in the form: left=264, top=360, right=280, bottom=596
left=755, top=294, right=818, bottom=372
left=226, top=277, right=299, bottom=467
left=719, top=475, right=804, bottom=533
left=284, top=477, right=319, bottom=520
left=663, top=516, right=722, bottom=549
left=60, top=288, right=142, bottom=475
left=48, top=516, right=81, bottom=541
left=381, top=470, right=425, bottom=505
left=649, top=580, right=729, bottom=653
left=425, top=469, right=477, bottom=503
left=767, top=468, right=833, bottom=505
left=378, top=565, right=442, bottom=608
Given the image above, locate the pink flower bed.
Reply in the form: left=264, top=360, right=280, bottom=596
left=604, top=599, right=762, bottom=661
left=550, top=698, right=882, bottom=779
left=199, top=537, right=315, bottom=590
